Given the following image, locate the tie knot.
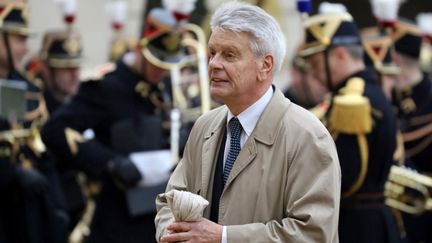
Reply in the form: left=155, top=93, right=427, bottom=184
left=229, top=117, right=242, bottom=138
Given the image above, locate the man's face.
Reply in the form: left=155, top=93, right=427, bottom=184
left=0, top=33, right=29, bottom=72
left=50, top=67, right=80, bottom=97
left=142, top=57, right=169, bottom=85
left=207, top=27, right=261, bottom=104
left=305, top=52, right=328, bottom=87
left=381, top=74, right=396, bottom=100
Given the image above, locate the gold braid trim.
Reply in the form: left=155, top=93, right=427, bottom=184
left=65, top=128, right=86, bottom=155
left=402, top=122, right=432, bottom=142
left=405, top=134, right=432, bottom=157
left=393, top=131, right=406, bottom=166
left=24, top=92, right=49, bottom=122
left=390, top=208, right=407, bottom=239
left=408, top=113, right=432, bottom=126
left=342, top=134, right=369, bottom=198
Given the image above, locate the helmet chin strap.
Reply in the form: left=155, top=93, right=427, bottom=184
left=2, top=32, right=16, bottom=78
left=324, top=48, right=334, bottom=93
left=140, top=53, right=150, bottom=82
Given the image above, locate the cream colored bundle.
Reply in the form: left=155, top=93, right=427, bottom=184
left=165, top=189, right=209, bottom=222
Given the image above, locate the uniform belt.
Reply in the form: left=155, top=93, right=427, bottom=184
left=341, top=192, right=385, bottom=209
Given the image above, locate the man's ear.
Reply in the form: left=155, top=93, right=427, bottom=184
left=391, top=50, right=401, bottom=65
left=258, top=54, right=274, bottom=81
left=332, top=46, right=346, bottom=60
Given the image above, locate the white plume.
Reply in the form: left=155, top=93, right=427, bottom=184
left=370, top=0, right=404, bottom=21
left=204, top=0, right=227, bottom=12
left=106, top=0, right=128, bottom=25
left=417, top=13, right=432, bottom=35
left=318, top=2, right=347, bottom=14
left=55, top=0, right=77, bottom=15
left=162, top=0, right=197, bottom=15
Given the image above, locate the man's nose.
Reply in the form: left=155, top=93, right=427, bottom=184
left=208, top=54, right=222, bottom=70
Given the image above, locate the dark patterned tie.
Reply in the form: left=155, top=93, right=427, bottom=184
left=224, top=117, right=242, bottom=184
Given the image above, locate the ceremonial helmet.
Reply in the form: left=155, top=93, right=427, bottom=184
left=361, top=27, right=400, bottom=75
left=0, top=0, right=30, bottom=36
left=140, top=0, right=197, bottom=69
left=39, top=0, right=82, bottom=68
left=299, top=2, right=362, bottom=57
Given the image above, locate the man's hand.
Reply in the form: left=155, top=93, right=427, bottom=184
left=107, top=157, right=142, bottom=189
left=160, top=218, right=222, bottom=243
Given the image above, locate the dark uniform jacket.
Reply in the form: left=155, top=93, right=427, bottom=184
left=393, top=74, right=432, bottom=173
left=0, top=71, right=68, bottom=243
left=392, top=74, right=432, bottom=243
left=42, top=60, right=167, bottom=243
left=324, top=70, right=402, bottom=243
left=43, top=89, right=87, bottom=230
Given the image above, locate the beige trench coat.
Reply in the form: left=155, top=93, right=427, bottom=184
left=155, top=88, right=341, bottom=242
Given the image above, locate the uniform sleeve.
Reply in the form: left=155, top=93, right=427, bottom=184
left=334, top=134, right=362, bottom=192
left=227, top=130, right=341, bottom=243
left=0, top=157, right=19, bottom=194
left=41, top=82, right=117, bottom=177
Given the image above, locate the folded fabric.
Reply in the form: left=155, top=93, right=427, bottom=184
left=165, top=189, right=209, bottom=222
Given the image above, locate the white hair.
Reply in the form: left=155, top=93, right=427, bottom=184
left=210, top=1, right=286, bottom=73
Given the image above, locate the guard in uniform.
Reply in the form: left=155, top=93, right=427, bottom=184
left=391, top=20, right=432, bottom=173
left=0, top=1, right=68, bottom=243
left=41, top=5, right=193, bottom=243
left=37, top=27, right=87, bottom=232
left=300, top=11, right=403, bottom=243
left=390, top=19, right=432, bottom=243
left=38, top=30, right=82, bottom=114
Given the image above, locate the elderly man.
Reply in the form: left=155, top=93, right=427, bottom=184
left=155, top=1, right=341, bottom=242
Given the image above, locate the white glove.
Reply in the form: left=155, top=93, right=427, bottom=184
left=129, top=150, right=172, bottom=187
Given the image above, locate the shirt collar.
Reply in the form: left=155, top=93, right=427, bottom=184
left=227, top=86, right=274, bottom=136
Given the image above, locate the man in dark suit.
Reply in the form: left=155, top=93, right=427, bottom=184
left=41, top=5, right=192, bottom=243
left=300, top=11, right=404, bottom=243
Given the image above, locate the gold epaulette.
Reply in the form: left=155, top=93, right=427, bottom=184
left=329, top=77, right=372, bottom=134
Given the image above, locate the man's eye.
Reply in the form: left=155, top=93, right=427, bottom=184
left=225, top=53, right=235, bottom=59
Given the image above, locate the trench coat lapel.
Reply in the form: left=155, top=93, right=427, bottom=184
left=224, top=88, right=290, bottom=188
left=201, top=107, right=227, bottom=199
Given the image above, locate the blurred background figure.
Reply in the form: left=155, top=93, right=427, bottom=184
left=387, top=18, right=432, bottom=243
left=299, top=2, right=403, bottom=242
left=417, top=13, right=432, bottom=79
left=41, top=0, right=202, bottom=242
left=29, top=0, right=90, bottom=237
left=0, top=1, right=69, bottom=243
left=38, top=30, right=82, bottom=113
left=106, top=0, right=138, bottom=63
left=284, top=57, right=327, bottom=109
